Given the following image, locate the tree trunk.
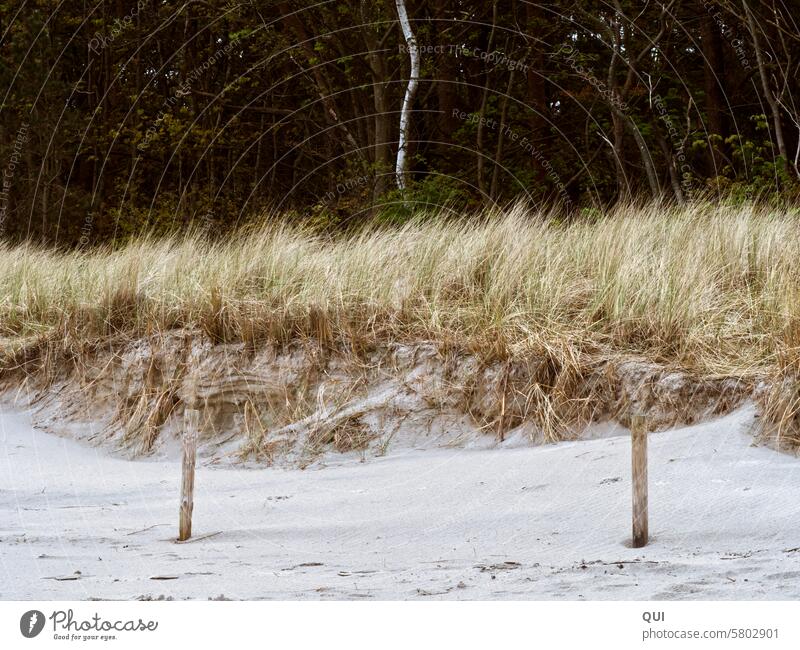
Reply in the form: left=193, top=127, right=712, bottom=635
left=525, top=4, right=549, bottom=187
left=434, top=0, right=457, bottom=149
left=744, top=1, right=789, bottom=176
left=700, top=10, right=727, bottom=176
left=624, top=112, right=662, bottom=201
left=362, top=3, right=393, bottom=199
left=612, top=111, right=629, bottom=199
left=395, top=0, right=419, bottom=191
left=490, top=67, right=516, bottom=200
left=476, top=1, right=498, bottom=196
left=656, top=131, right=685, bottom=205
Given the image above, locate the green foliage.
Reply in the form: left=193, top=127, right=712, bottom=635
left=377, top=176, right=472, bottom=225
left=716, top=116, right=799, bottom=201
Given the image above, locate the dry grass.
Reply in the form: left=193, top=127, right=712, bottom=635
left=2, top=202, right=800, bottom=443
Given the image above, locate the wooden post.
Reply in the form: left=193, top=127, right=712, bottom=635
left=631, top=415, right=648, bottom=548
left=179, top=384, right=200, bottom=542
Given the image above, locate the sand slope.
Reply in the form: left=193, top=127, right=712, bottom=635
left=2, top=404, right=799, bottom=600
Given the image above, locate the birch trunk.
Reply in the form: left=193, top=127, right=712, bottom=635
left=395, top=0, right=419, bottom=191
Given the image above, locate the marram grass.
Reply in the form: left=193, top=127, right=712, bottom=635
left=1, top=202, right=800, bottom=380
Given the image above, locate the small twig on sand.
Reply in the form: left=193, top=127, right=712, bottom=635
left=126, top=523, right=169, bottom=536
left=592, top=560, right=661, bottom=567
left=173, top=531, right=222, bottom=544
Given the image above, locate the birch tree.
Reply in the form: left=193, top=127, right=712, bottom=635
left=395, top=0, right=419, bottom=191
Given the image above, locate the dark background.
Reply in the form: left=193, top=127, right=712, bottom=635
left=1, top=0, right=798, bottom=245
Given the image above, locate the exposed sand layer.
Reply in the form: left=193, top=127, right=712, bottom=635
left=2, top=403, right=800, bottom=600
left=7, top=332, right=753, bottom=466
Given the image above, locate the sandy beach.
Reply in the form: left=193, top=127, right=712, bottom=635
left=2, top=403, right=800, bottom=600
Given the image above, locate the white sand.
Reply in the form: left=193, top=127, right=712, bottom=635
left=2, top=404, right=800, bottom=600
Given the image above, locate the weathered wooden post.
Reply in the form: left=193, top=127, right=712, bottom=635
left=179, top=380, right=200, bottom=542
left=631, top=414, right=648, bottom=548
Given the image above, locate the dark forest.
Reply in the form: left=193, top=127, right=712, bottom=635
left=1, top=1, right=799, bottom=244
